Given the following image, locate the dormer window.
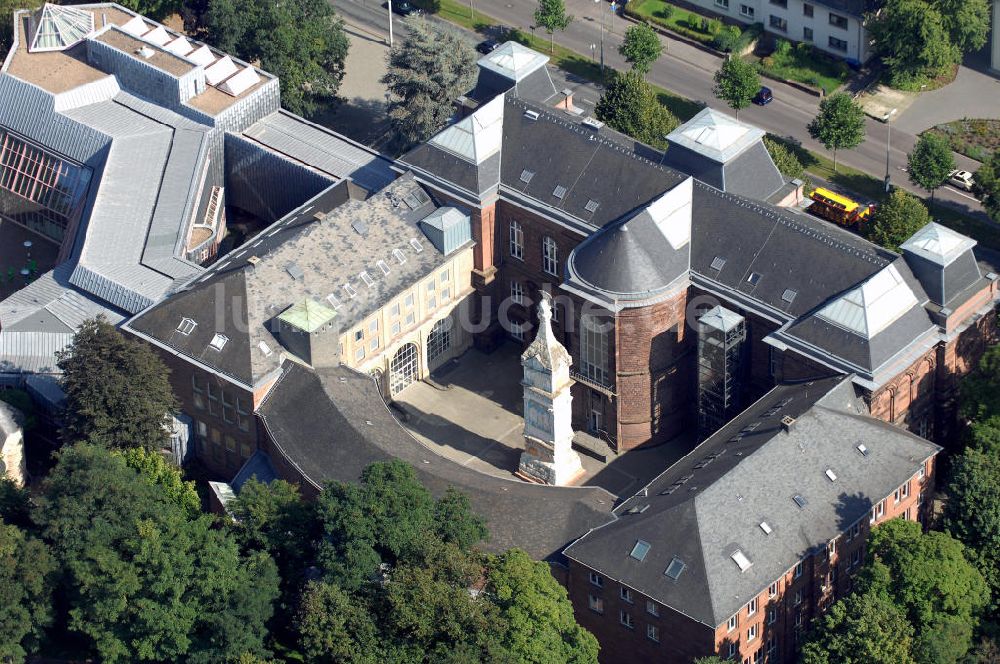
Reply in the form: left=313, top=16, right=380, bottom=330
left=209, top=333, right=228, bottom=351
left=177, top=317, right=197, bottom=335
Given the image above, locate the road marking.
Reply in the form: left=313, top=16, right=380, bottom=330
left=949, top=189, right=979, bottom=202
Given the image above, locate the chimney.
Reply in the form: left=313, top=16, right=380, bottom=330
left=554, top=88, right=577, bottom=113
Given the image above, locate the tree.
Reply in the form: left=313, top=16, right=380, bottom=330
left=959, top=344, right=1000, bottom=420
left=712, top=56, right=759, bottom=120
left=534, top=0, right=572, bottom=54
left=944, top=442, right=1000, bottom=617
left=860, top=519, right=989, bottom=664
left=35, top=443, right=279, bottom=663
left=297, top=581, right=382, bottom=663
left=0, top=523, right=55, bottom=664
left=57, top=317, right=177, bottom=451
left=485, top=548, right=599, bottom=664
left=807, top=92, right=865, bottom=172
left=763, top=136, right=805, bottom=180
left=868, top=0, right=959, bottom=89
left=864, top=188, right=931, bottom=252
left=381, top=19, right=477, bottom=148
left=619, top=22, right=663, bottom=76
left=411, top=0, right=442, bottom=12
left=114, top=446, right=200, bottom=518
left=973, top=150, right=1000, bottom=220
left=800, top=590, right=915, bottom=664
left=934, top=0, right=990, bottom=53
left=908, top=133, right=955, bottom=200
left=595, top=70, right=679, bottom=149
left=114, top=0, right=184, bottom=20
left=205, top=0, right=350, bottom=116
left=0, top=0, right=41, bottom=56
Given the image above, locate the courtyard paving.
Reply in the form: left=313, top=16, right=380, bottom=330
left=393, top=343, right=697, bottom=500
left=0, top=220, right=59, bottom=301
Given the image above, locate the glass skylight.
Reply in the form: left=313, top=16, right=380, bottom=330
left=731, top=550, right=753, bottom=572
left=664, top=557, right=686, bottom=580
left=630, top=540, right=651, bottom=561
left=29, top=4, right=95, bottom=53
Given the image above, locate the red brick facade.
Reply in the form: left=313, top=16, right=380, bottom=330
left=570, top=459, right=935, bottom=664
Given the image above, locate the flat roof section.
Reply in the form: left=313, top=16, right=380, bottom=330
left=94, top=26, right=194, bottom=77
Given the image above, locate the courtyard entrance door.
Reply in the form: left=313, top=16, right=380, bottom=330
left=390, top=343, right=419, bottom=396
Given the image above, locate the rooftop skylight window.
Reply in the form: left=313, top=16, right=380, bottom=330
left=747, top=272, right=762, bottom=286
left=664, top=557, right=686, bottom=580
left=326, top=293, right=342, bottom=309
left=825, top=469, right=838, bottom=482
left=711, top=256, right=727, bottom=271
left=731, top=549, right=753, bottom=572
left=409, top=238, right=423, bottom=253
left=258, top=341, right=272, bottom=357
left=519, top=169, right=535, bottom=184
left=377, top=260, right=391, bottom=275
left=585, top=199, right=600, bottom=213
left=552, top=185, right=568, bottom=199
left=392, top=248, right=407, bottom=265
left=759, top=521, right=773, bottom=535
left=360, top=271, right=375, bottom=287
left=782, top=289, right=798, bottom=304
left=177, top=317, right=197, bottom=335
left=857, top=443, right=869, bottom=457
left=343, top=283, right=357, bottom=299
left=630, top=540, right=651, bottom=562
left=793, top=494, right=808, bottom=509
left=209, top=333, right=228, bottom=351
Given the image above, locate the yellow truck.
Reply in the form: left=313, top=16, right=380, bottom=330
left=808, top=188, right=874, bottom=228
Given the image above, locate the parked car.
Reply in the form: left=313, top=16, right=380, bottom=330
left=476, top=39, right=500, bottom=55
left=949, top=169, right=975, bottom=192
left=390, top=1, right=420, bottom=16
left=752, top=87, right=773, bottom=105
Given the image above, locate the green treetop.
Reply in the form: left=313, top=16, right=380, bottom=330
left=534, top=0, right=572, bottom=53
left=907, top=132, right=955, bottom=200
left=807, top=92, right=865, bottom=172
left=864, top=188, right=930, bottom=252
left=619, top=22, right=664, bottom=76
left=57, top=317, right=177, bottom=451
left=712, top=56, right=760, bottom=120
left=595, top=70, right=679, bottom=149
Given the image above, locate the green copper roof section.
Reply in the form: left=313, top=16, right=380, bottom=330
left=277, top=298, right=337, bottom=333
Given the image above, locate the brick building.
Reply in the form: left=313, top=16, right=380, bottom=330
left=125, top=175, right=477, bottom=477
left=563, top=377, right=939, bottom=663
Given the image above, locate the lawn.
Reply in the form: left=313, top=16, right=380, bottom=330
left=752, top=42, right=850, bottom=94
left=925, top=118, right=1000, bottom=163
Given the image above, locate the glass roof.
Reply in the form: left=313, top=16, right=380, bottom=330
left=29, top=4, right=95, bottom=53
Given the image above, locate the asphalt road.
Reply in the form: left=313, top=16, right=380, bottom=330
left=331, top=0, right=988, bottom=219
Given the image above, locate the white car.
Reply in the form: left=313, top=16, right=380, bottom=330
left=949, top=169, right=975, bottom=191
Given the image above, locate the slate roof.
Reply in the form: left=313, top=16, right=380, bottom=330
left=258, top=361, right=616, bottom=558
left=901, top=222, right=985, bottom=308
left=127, top=176, right=458, bottom=388
left=564, top=377, right=940, bottom=627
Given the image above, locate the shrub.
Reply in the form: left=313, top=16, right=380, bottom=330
left=657, top=4, right=674, bottom=19
left=706, top=18, right=722, bottom=35
left=763, top=136, right=806, bottom=179
left=761, top=56, right=775, bottom=68
left=774, top=38, right=792, bottom=56
left=713, top=24, right=743, bottom=51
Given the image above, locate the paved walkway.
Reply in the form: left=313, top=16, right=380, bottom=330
left=895, top=49, right=1000, bottom=134
left=394, top=344, right=696, bottom=498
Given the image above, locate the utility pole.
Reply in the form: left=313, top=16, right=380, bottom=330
left=594, top=0, right=605, bottom=76
left=469, top=0, right=474, bottom=20
left=388, top=0, right=394, bottom=47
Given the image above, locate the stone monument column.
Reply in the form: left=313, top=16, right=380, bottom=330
left=516, top=294, right=584, bottom=486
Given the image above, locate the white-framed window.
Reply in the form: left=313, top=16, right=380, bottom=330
left=368, top=319, right=378, bottom=334
left=740, top=4, right=754, bottom=17
left=901, top=480, right=910, bottom=498
left=646, top=600, right=659, bottom=616
left=768, top=582, right=778, bottom=598
left=794, top=590, right=803, bottom=606
left=405, top=312, right=416, bottom=327
left=748, top=624, right=758, bottom=642
left=440, top=268, right=450, bottom=283
left=427, top=318, right=452, bottom=363
left=747, top=597, right=758, bottom=616
left=794, top=561, right=803, bottom=579
left=871, top=499, right=885, bottom=523
left=728, top=614, right=738, bottom=631
left=589, top=572, right=603, bottom=587
left=620, top=586, right=633, bottom=604
left=509, top=220, right=524, bottom=260
left=355, top=347, right=365, bottom=361
left=767, top=606, right=777, bottom=625
left=647, top=624, right=660, bottom=642
left=580, top=315, right=609, bottom=385
left=369, top=337, right=379, bottom=352
left=893, top=489, right=901, bottom=505
left=919, top=462, right=927, bottom=481
left=828, top=540, right=836, bottom=557
left=588, top=594, right=604, bottom=614
left=715, top=0, right=729, bottom=7
left=511, top=280, right=524, bottom=305
left=542, top=235, right=559, bottom=276
left=405, top=293, right=414, bottom=308
left=850, top=549, right=861, bottom=568
left=619, top=610, right=634, bottom=629
left=828, top=35, right=848, bottom=51
left=729, top=641, right=739, bottom=657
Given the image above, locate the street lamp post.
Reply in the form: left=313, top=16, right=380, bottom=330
left=388, top=0, right=394, bottom=47
left=883, top=108, right=897, bottom=193
left=594, top=0, right=605, bottom=76
left=590, top=43, right=596, bottom=61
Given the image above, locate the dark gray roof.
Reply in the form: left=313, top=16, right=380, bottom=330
left=722, top=142, right=785, bottom=200
left=127, top=176, right=457, bottom=388
left=231, top=450, right=278, bottom=491
left=259, top=362, right=615, bottom=558
left=812, top=0, right=876, bottom=19
left=564, top=377, right=940, bottom=626
left=904, top=249, right=984, bottom=308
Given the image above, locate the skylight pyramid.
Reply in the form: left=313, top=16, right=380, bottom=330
left=28, top=3, right=95, bottom=53
left=815, top=264, right=918, bottom=338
